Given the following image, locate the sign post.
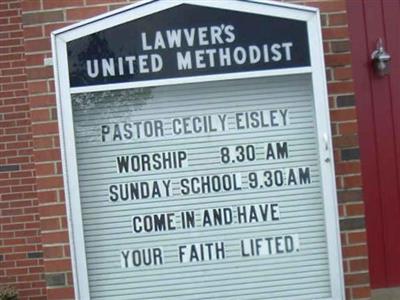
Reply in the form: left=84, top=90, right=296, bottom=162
left=52, top=0, right=344, bottom=299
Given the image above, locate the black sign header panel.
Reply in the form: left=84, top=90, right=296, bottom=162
left=68, top=4, right=310, bottom=87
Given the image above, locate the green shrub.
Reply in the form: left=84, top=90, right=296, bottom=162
left=0, top=286, right=18, bottom=300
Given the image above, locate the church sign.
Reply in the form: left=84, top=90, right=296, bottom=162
left=52, top=0, right=344, bottom=299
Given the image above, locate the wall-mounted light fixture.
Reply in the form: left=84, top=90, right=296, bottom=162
left=371, top=38, right=391, bottom=77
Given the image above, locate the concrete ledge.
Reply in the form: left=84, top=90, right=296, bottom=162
left=371, top=287, right=400, bottom=300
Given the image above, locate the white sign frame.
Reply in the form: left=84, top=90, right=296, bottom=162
left=51, top=0, right=344, bottom=299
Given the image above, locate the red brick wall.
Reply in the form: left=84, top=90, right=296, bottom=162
left=291, top=1, right=370, bottom=299
left=0, top=0, right=370, bottom=299
left=0, top=1, right=46, bottom=299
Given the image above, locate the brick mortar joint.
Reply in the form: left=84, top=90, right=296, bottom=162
left=21, top=2, right=131, bottom=15
left=42, top=258, right=72, bottom=262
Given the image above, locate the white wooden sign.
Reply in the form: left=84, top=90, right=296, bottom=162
left=52, top=0, right=344, bottom=299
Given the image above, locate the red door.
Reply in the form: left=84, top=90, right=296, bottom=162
left=347, top=0, right=400, bottom=289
